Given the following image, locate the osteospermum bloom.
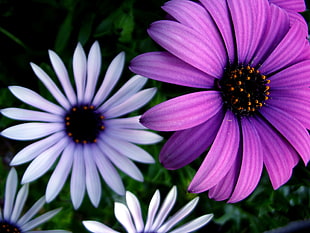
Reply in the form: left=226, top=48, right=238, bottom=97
left=1, top=41, right=162, bottom=209
left=0, top=168, right=70, bottom=233
left=130, top=0, right=310, bottom=202
left=83, top=186, right=213, bottom=233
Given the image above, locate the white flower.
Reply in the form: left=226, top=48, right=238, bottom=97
left=1, top=41, right=162, bottom=209
left=83, top=186, right=213, bottom=233
left=0, top=168, right=70, bottom=233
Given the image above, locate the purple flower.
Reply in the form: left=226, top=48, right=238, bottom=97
left=130, top=0, right=310, bottom=202
left=1, top=42, right=162, bottom=209
left=83, top=186, right=213, bottom=233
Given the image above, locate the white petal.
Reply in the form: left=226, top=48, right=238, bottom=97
left=48, top=50, right=77, bottom=105
left=114, top=203, right=136, bottom=233
left=17, top=196, right=45, bottom=226
left=21, top=208, right=61, bottom=232
left=46, top=143, right=74, bottom=202
left=98, top=140, right=143, bottom=181
left=83, top=220, right=120, bottom=233
left=98, top=75, right=147, bottom=112
left=1, top=108, right=62, bottom=122
left=4, top=168, right=18, bottom=220
left=157, top=197, right=199, bottom=232
left=84, top=41, right=101, bottom=103
left=169, top=214, right=213, bottom=233
left=10, top=184, right=29, bottom=222
left=30, top=63, right=70, bottom=109
left=126, top=191, right=144, bottom=232
left=104, top=116, right=147, bottom=129
left=84, top=145, right=101, bottom=207
left=93, top=145, right=125, bottom=195
left=1, top=123, right=63, bottom=141
left=151, top=186, right=177, bottom=231
left=21, top=139, right=67, bottom=183
left=10, top=132, right=65, bottom=166
left=9, top=86, right=65, bottom=115
left=103, top=88, right=156, bottom=118
left=70, top=145, right=86, bottom=209
left=104, top=128, right=162, bottom=145
left=92, top=52, right=125, bottom=106
left=103, top=136, right=155, bottom=163
left=144, top=190, right=160, bottom=232
left=73, top=43, right=87, bottom=103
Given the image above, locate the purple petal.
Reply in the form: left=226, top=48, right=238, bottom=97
left=162, top=0, right=224, bottom=58
left=260, top=105, right=310, bottom=165
left=268, top=60, right=310, bottom=89
left=271, top=89, right=310, bottom=102
left=251, top=4, right=290, bottom=67
left=141, top=91, right=223, bottom=131
left=160, top=110, right=224, bottom=169
left=188, top=110, right=240, bottom=193
left=227, top=0, right=269, bottom=64
left=228, top=117, right=263, bottom=203
left=199, top=0, right=235, bottom=63
left=148, top=20, right=226, bottom=78
left=259, top=21, right=306, bottom=74
left=254, top=116, right=299, bottom=189
left=269, top=0, right=306, bottom=12
left=267, top=95, right=310, bottom=129
left=130, top=52, right=215, bottom=88
left=208, top=150, right=241, bottom=201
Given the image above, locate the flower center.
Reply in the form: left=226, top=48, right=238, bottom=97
left=65, top=105, right=105, bottom=144
left=218, top=65, right=270, bottom=116
left=0, top=221, right=22, bottom=233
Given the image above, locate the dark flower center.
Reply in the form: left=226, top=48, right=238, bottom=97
left=65, top=105, right=105, bottom=144
left=218, top=65, right=270, bottom=116
left=0, top=221, right=22, bottom=233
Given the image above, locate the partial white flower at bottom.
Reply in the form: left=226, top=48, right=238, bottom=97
left=83, top=186, right=213, bottom=233
left=0, top=168, right=70, bottom=233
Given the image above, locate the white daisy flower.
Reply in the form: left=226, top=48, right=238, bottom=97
left=1, top=41, right=162, bottom=209
left=83, top=186, right=213, bottom=233
left=0, top=168, right=70, bottom=233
